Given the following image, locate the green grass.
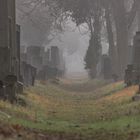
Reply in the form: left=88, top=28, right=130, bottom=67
left=4, top=114, right=140, bottom=140
left=0, top=80, right=140, bottom=139
left=8, top=115, right=140, bottom=132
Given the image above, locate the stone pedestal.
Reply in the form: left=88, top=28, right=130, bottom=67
left=4, top=75, right=17, bottom=103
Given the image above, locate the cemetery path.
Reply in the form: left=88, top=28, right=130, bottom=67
left=0, top=80, right=139, bottom=140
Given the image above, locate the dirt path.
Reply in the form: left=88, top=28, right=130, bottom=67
left=59, top=78, right=109, bottom=92
left=0, top=80, right=138, bottom=140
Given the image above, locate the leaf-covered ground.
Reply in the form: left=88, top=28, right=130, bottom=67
left=0, top=79, right=140, bottom=139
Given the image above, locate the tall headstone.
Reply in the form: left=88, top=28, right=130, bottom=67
left=124, top=64, right=133, bottom=86
left=16, top=24, right=21, bottom=80
left=125, top=32, right=140, bottom=87
left=50, top=46, right=60, bottom=68
left=101, top=55, right=112, bottom=79
left=57, top=48, right=65, bottom=77
left=131, top=31, right=140, bottom=99
left=42, top=49, right=50, bottom=66
left=0, top=0, right=16, bottom=80
left=0, top=0, right=22, bottom=100
left=137, top=1, right=140, bottom=31
left=133, top=32, right=140, bottom=72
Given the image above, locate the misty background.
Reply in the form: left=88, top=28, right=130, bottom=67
left=16, top=0, right=109, bottom=78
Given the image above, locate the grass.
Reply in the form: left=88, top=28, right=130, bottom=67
left=0, top=79, right=140, bottom=139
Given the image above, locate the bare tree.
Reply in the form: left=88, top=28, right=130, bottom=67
left=16, top=0, right=63, bottom=46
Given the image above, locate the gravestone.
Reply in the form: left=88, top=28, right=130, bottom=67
left=0, top=0, right=16, bottom=78
left=42, top=49, right=50, bottom=66
left=37, top=46, right=65, bottom=80
left=4, top=75, right=17, bottom=103
left=101, top=55, right=112, bottom=79
left=50, top=46, right=60, bottom=68
left=133, top=32, right=140, bottom=88
left=21, top=62, right=36, bottom=86
left=132, top=32, right=140, bottom=100
left=0, top=81, right=4, bottom=99
left=124, top=65, right=133, bottom=86
left=38, top=65, right=58, bottom=80
left=133, top=32, right=140, bottom=71
left=0, top=0, right=19, bottom=101
left=57, top=48, right=65, bottom=77
left=124, top=32, right=140, bottom=86
left=26, top=46, right=43, bottom=71
left=16, top=24, right=21, bottom=81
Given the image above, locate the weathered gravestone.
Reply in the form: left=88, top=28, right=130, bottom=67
left=132, top=32, right=140, bottom=87
left=42, top=49, right=50, bottom=66
left=38, top=46, right=60, bottom=80
left=124, top=64, right=133, bottom=86
left=50, top=46, right=60, bottom=68
left=101, top=55, right=112, bottom=79
left=0, top=0, right=21, bottom=101
left=4, top=75, right=17, bottom=103
left=16, top=24, right=21, bottom=81
left=131, top=32, right=140, bottom=100
left=21, top=62, right=36, bottom=86
left=125, top=32, right=140, bottom=87
left=37, top=46, right=65, bottom=81
left=133, top=32, right=140, bottom=71
left=0, top=81, right=5, bottom=99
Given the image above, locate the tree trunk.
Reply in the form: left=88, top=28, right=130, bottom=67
left=112, top=0, right=129, bottom=78
left=105, top=8, right=118, bottom=76
left=85, top=11, right=102, bottom=79
left=91, top=12, right=102, bottom=78
left=137, top=1, right=140, bottom=30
